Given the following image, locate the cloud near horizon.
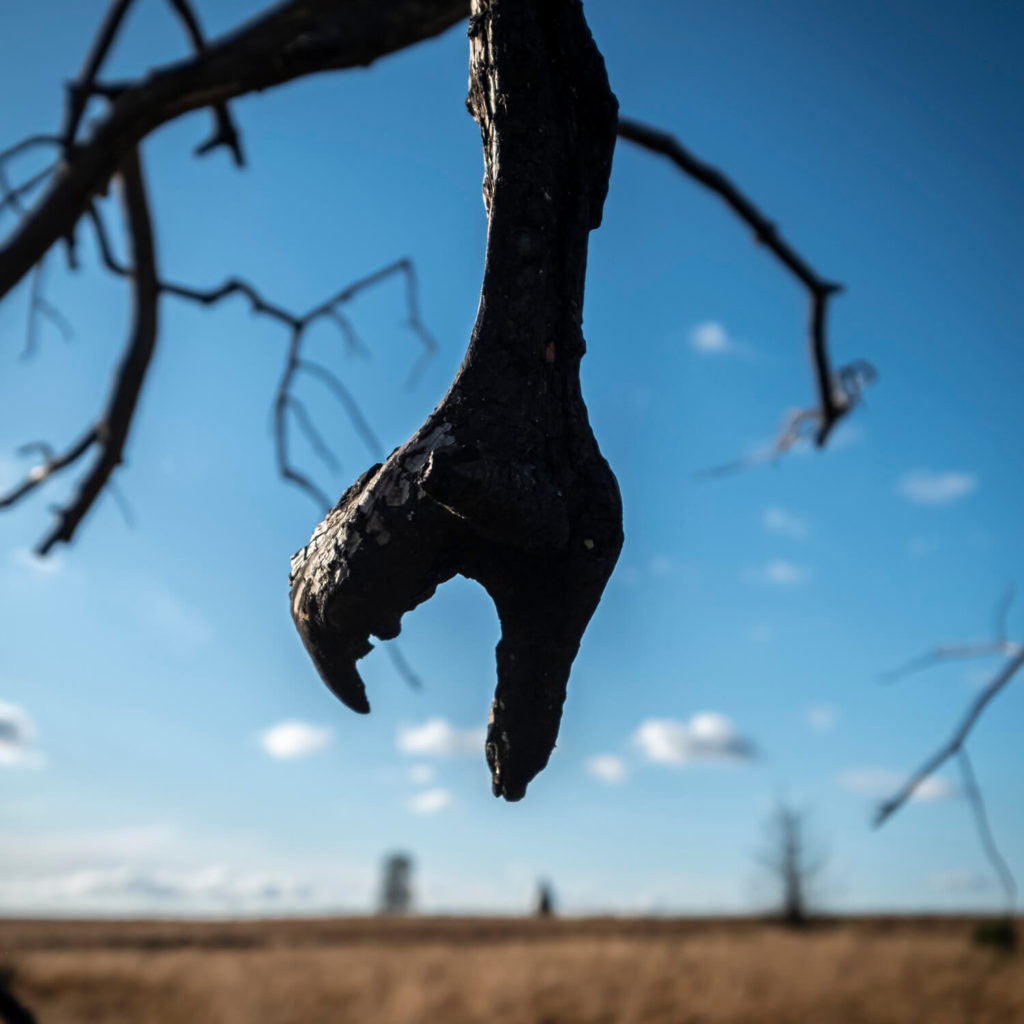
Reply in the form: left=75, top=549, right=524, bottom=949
left=632, top=713, right=756, bottom=766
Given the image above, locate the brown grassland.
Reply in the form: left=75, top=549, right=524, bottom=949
left=1, top=915, right=1021, bottom=1024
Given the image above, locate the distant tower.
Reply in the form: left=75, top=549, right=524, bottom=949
left=379, top=852, right=414, bottom=915
left=535, top=879, right=555, bottom=917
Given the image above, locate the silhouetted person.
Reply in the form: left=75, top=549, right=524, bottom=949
left=535, top=879, right=556, bottom=917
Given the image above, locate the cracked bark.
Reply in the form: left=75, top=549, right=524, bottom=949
left=289, top=0, right=621, bottom=801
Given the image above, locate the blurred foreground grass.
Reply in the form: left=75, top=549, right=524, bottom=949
left=1, top=916, right=1021, bottom=1023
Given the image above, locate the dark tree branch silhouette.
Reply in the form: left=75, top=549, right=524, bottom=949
left=1, top=0, right=870, bottom=798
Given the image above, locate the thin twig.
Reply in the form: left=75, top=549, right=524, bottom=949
left=23, top=255, right=73, bottom=357
left=875, top=645, right=1024, bottom=826
left=958, top=747, right=1017, bottom=913
left=617, top=116, right=875, bottom=458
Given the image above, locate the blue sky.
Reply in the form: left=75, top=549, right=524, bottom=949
left=1, top=0, right=1023, bottom=915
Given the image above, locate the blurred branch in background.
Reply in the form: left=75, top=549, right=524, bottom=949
left=877, top=587, right=1022, bottom=918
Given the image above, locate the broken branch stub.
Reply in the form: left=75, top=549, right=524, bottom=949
left=289, top=0, right=622, bottom=801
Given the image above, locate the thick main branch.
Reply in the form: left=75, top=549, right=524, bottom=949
left=289, top=0, right=622, bottom=801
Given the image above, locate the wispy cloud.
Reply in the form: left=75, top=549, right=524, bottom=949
left=10, top=548, right=63, bottom=577
left=585, top=754, right=628, bottom=784
left=259, top=721, right=332, bottom=760
left=0, top=864, right=312, bottom=908
left=839, top=768, right=955, bottom=802
left=805, top=705, right=838, bottom=733
left=897, top=470, right=977, bottom=507
left=763, top=507, right=808, bottom=541
left=408, top=788, right=453, bottom=815
left=0, top=701, right=45, bottom=768
left=396, top=718, right=484, bottom=758
left=689, top=321, right=733, bottom=354
left=632, top=713, right=756, bottom=766
left=743, top=559, right=809, bottom=587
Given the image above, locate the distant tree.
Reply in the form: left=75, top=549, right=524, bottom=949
left=379, top=852, right=414, bottom=915
left=757, top=802, right=827, bottom=928
left=534, top=880, right=555, bottom=918
left=0, top=0, right=871, bottom=800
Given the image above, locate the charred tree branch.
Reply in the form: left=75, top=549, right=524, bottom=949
left=289, top=0, right=623, bottom=801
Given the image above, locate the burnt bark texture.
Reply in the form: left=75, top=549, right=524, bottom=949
left=289, top=0, right=622, bottom=801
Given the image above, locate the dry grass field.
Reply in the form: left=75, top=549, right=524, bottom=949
left=1, top=916, right=1021, bottom=1024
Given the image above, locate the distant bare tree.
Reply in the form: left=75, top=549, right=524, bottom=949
left=757, top=802, right=827, bottom=928
left=379, top=852, right=414, bottom=915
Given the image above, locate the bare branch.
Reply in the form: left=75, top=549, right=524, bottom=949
left=875, top=646, right=1024, bottom=826
left=87, top=199, right=421, bottom=503
left=958, top=747, right=1017, bottom=913
left=163, top=0, right=245, bottom=166
left=617, top=116, right=875, bottom=457
left=0, top=0, right=470, bottom=302
left=881, top=588, right=1020, bottom=683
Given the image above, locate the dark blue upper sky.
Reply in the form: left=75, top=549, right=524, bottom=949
left=0, top=0, right=1022, bottom=914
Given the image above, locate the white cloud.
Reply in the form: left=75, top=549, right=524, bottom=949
left=408, top=763, right=435, bottom=785
left=408, top=788, right=453, bottom=815
left=763, top=506, right=808, bottom=541
left=632, top=713, right=756, bottom=766
left=839, top=768, right=955, bottom=803
left=744, top=559, right=809, bottom=587
left=585, top=754, right=628, bottom=784
left=396, top=718, right=484, bottom=758
left=259, top=721, right=332, bottom=760
left=10, top=548, right=63, bottom=576
left=689, top=321, right=732, bottom=354
left=0, top=701, right=45, bottom=768
left=897, top=470, right=977, bottom=507
left=805, top=705, right=838, bottom=733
